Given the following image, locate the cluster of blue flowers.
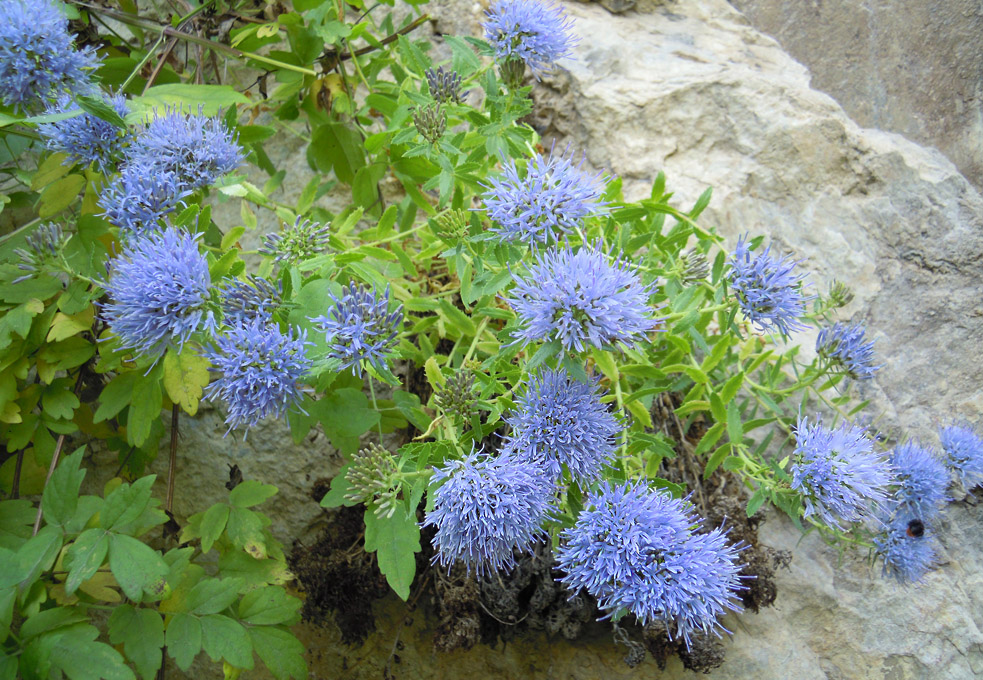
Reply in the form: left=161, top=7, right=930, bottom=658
left=816, top=322, right=880, bottom=380
left=508, top=246, right=659, bottom=352
left=502, top=368, right=620, bottom=485
left=728, top=235, right=812, bottom=338
left=424, top=449, right=553, bottom=576
left=38, top=94, right=130, bottom=172
left=482, top=148, right=607, bottom=246
left=788, top=417, right=893, bottom=530
left=556, top=482, right=744, bottom=648
left=482, top=0, right=576, bottom=80
left=311, top=282, right=404, bottom=377
left=0, top=0, right=99, bottom=109
left=203, top=321, right=312, bottom=434
left=220, top=276, right=283, bottom=327
left=939, top=422, right=983, bottom=489
left=102, top=229, right=215, bottom=358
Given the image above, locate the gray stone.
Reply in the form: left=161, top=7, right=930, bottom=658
left=727, top=0, right=983, bottom=192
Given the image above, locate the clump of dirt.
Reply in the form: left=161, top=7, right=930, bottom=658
left=289, top=504, right=389, bottom=645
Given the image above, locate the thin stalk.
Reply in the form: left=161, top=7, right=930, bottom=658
left=122, top=32, right=166, bottom=93
left=32, top=434, right=66, bottom=535
left=367, top=377, right=384, bottom=438
left=166, top=405, right=179, bottom=514
left=11, top=450, right=25, bottom=499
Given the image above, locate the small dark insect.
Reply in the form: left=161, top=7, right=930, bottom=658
left=906, top=518, right=925, bottom=538
left=226, top=463, right=244, bottom=491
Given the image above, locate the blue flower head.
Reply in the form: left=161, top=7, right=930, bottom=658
left=508, top=245, right=659, bottom=352
left=938, top=422, right=983, bottom=489
left=38, top=93, right=130, bottom=172
left=310, top=282, right=403, bottom=377
left=789, top=417, right=893, bottom=530
left=816, top=321, right=880, bottom=380
left=887, top=441, right=949, bottom=521
left=556, top=482, right=744, bottom=649
left=423, top=449, right=553, bottom=576
left=0, top=0, right=99, bottom=109
left=873, top=514, right=937, bottom=586
left=483, top=0, right=576, bottom=78
left=729, top=236, right=812, bottom=338
left=220, top=275, right=282, bottom=326
left=481, top=148, right=606, bottom=246
left=203, top=321, right=311, bottom=434
left=259, top=217, right=331, bottom=265
left=128, top=108, right=243, bottom=190
left=503, top=368, right=620, bottom=485
left=99, top=163, right=191, bottom=236
left=102, top=229, right=214, bottom=357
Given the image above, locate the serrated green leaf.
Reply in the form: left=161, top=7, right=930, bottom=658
left=47, top=623, right=136, bottom=680
left=229, top=480, right=278, bottom=508
left=312, top=389, right=380, bottom=452
left=363, top=506, right=420, bottom=600
left=237, top=585, right=301, bottom=626
left=693, top=422, right=726, bottom=457
left=249, top=626, right=307, bottom=680
left=108, top=534, right=168, bottom=601
left=14, top=525, right=62, bottom=591
left=64, top=528, right=109, bottom=596
left=0, top=586, right=15, bottom=642
left=165, top=612, right=201, bottom=672
left=746, top=488, right=767, bottom=517
left=726, top=401, right=743, bottom=444
left=162, top=350, right=210, bottom=416
left=719, top=371, right=745, bottom=403
left=186, top=577, right=243, bottom=616
left=0, top=499, right=34, bottom=550
left=75, top=95, right=127, bottom=128
left=129, top=84, right=249, bottom=117
left=225, top=506, right=268, bottom=559
left=108, top=605, right=164, bottom=680
left=704, top=443, right=732, bottom=479
left=19, top=607, right=87, bottom=640
left=101, top=476, right=156, bottom=531
left=200, top=614, right=253, bottom=669
left=39, top=174, right=85, bottom=218
left=198, top=503, right=230, bottom=554
left=41, top=446, right=85, bottom=528
left=127, top=366, right=163, bottom=447
left=94, top=372, right=139, bottom=423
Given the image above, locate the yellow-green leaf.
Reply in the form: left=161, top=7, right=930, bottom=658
left=424, top=356, right=445, bottom=389
left=163, top=350, right=211, bottom=416
left=47, top=306, right=94, bottom=343
left=31, top=153, right=71, bottom=190
left=39, top=174, right=85, bottom=218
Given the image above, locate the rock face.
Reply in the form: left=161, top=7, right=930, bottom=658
left=172, top=0, right=983, bottom=677
left=727, top=0, right=983, bottom=192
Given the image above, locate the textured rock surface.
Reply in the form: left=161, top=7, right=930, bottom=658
left=166, top=0, right=983, bottom=677
left=727, top=0, right=983, bottom=191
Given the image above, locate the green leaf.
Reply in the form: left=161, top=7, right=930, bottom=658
left=746, top=488, right=767, bottom=517
left=186, top=577, right=243, bottom=616
left=108, top=605, right=164, bottom=680
left=39, top=174, right=85, bottom=218
left=101, top=475, right=156, bottom=531
left=0, top=587, right=15, bottom=642
left=719, top=371, right=745, bottom=403
left=47, top=623, right=136, bottom=680
left=75, top=94, right=127, bottom=128
left=437, top=299, right=476, bottom=336
left=108, top=534, right=169, bottom=601
left=693, top=421, right=726, bottom=457
left=308, top=122, right=365, bottom=185
left=162, top=350, right=210, bottom=416
left=64, top=528, right=109, bottom=596
left=165, top=612, right=201, bottom=672
left=15, top=525, right=63, bottom=590
left=41, top=446, right=85, bottom=528
left=200, top=614, right=253, bottom=669
left=703, top=443, right=732, bottom=479
left=363, top=506, right=420, bottom=601
left=0, top=499, right=34, bottom=550
left=198, top=503, right=230, bottom=554
left=249, top=626, right=307, bottom=680
left=726, top=401, right=744, bottom=444
left=526, top=340, right=560, bottom=371
left=127, top=366, right=163, bottom=447
left=229, top=480, right=278, bottom=508
left=225, top=506, right=268, bottom=559
left=31, top=153, right=71, bottom=189
left=237, top=585, right=301, bottom=626
left=93, top=372, right=139, bottom=422
left=313, top=389, right=380, bottom=452
left=445, top=35, right=481, bottom=76
left=130, top=84, right=249, bottom=117
left=19, top=607, right=87, bottom=640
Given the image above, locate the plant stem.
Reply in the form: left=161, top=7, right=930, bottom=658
left=11, top=449, right=24, bottom=499
left=367, top=377, right=383, bottom=437
left=166, top=405, right=179, bottom=514
left=32, top=434, right=65, bottom=535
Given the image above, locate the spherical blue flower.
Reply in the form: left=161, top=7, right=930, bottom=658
left=938, top=422, right=983, bottom=489
left=102, top=229, right=214, bottom=357
left=729, top=235, right=812, bottom=338
left=481, top=149, right=606, bottom=246
left=888, top=441, right=949, bottom=521
left=0, top=0, right=99, bottom=109
left=310, top=282, right=403, bottom=377
left=556, top=482, right=744, bottom=649
left=127, top=108, right=243, bottom=190
left=483, top=0, right=576, bottom=78
left=38, top=93, right=130, bottom=172
left=423, top=450, right=553, bottom=576
left=99, top=163, right=191, bottom=236
left=789, top=417, right=893, bottom=530
left=816, top=321, right=880, bottom=380
left=203, top=321, right=311, bottom=434
left=220, top=275, right=282, bottom=326
left=873, top=514, right=937, bottom=585
left=502, top=368, right=620, bottom=485
left=508, top=245, right=659, bottom=352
